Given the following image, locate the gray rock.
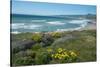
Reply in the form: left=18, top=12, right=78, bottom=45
left=12, top=40, right=35, bottom=53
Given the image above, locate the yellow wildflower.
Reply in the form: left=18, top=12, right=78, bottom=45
left=47, top=48, right=52, bottom=52
left=70, top=51, right=77, bottom=57
left=61, top=54, right=65, bottom=58
left=57, top=48, right=63, bottom=53
left=65, top=53, right=69, bottom=57
left=51, top=54, right=54, bottom=57
left=54, top=55, right=57, bottom=59
left=58, top=56, right=62, bottom=59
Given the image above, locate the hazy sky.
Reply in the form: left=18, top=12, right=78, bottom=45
left=11, top=0, right=96, bottom=15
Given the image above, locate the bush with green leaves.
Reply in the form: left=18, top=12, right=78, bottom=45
left=51, top=32, right=62, bottom=39
left=13, top=47, right=21, bottom=53
left=35, top=52, right=52, bottom=65
left=31, top=43, right=42, bottom=51
left=12, top=50, right=36, bottom=66
left=12, top=30, right=96, bottom=66
left=13, top=56, right=35, bottom=66
left=31, top=33, right=42, bottom=42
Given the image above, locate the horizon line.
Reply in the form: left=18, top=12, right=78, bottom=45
left=11, top=13, right=96, bottom=16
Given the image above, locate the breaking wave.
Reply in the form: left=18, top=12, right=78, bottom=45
left=46, top=21, right=66, bottom=25
left=11, top=23, right=42, bottom=29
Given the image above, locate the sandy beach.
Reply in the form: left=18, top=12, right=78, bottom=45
left=80, top=21, right=96, bottom=30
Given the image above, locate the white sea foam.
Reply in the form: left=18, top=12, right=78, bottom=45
left=11, top=19, right=91, bottom=32
left=68, top=20, right=89, bottom=24
left=23, top=25, right=42, bottom=29
left=12, top=23, right=25, bottom=27
left=11, top=23, right=42, bottom=29
left=11, top=23, right=25, bottom=29
left=11, top=31, right=20, bottom=34
left=56, top=27, right=81, bottom=32
left=56, top=25, right=86, bottom=32
left=56, top=19, right=89, bottom=32
left=47, top=21, right=66, bottom=25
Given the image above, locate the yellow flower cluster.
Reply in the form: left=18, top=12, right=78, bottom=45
left=69, top=51, right=77, bottom=57
left=47, top=48, right=53, bottom=52
left=50, top=48, right=78, bottom=60
left=51, top=48, right=68, bottom=59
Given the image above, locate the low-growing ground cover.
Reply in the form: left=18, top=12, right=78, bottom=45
left=11, top=30, right=96, bottom=66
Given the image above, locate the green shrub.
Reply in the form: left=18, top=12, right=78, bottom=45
left=31, top=43, right=42, bottom=51
left=12, top=30, right=96, bottom=65
left=32, top=33, right=42, bottom=42
left=13, top=47, right=20, bottom=53
left=51, top=32, right=62, bottom=39
left=25, top=50, right=36, bottom=58
left=35, top=52, right=51, bottom=64
left=14, top=57, right=35, bottom=66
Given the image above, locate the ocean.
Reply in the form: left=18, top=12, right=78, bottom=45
left=11, top=14, right=89, bottom=33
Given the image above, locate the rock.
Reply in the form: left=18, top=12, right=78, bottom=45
left=12, top=40, right=35, bottom=53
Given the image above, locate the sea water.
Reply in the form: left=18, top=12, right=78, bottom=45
left=11, top=14, right=89, bottom=33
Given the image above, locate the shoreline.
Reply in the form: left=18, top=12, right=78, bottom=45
left=79, top=21, right=96, bottom=31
